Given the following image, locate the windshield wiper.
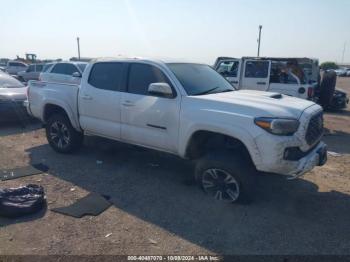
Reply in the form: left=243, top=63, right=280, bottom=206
left=195, top=86, right=221, bottom=96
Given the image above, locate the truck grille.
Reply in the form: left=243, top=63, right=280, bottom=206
left=305, top=112, right=324, bottom=145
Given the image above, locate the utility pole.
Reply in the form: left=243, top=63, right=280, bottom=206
left=257, top=25, right=262, bottom=57
left=341, top=42, right=346, bottom=64
left=77, top=37, right=81, bottom=60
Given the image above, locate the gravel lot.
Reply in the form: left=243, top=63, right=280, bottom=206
left=0, top=78, right=349, bottom=255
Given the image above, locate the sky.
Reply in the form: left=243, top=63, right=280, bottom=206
left=1, top=0, right=350, bottom=64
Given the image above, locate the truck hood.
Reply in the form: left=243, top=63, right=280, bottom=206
left=0, top=87, right=27, bottom=101
left=186, top=90, right=316, bottom=119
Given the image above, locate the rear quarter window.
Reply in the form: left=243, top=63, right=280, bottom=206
left=88, top=62, right=125, bottom=91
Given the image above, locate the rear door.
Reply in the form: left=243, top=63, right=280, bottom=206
left=78, top=62, right=126, bottom=139
left=120, top=62, right=180, bottom=153
left=49, top=63, right=81, bottom=84
left=240, top=60, right=271, bottom=91
left=215, top=59, right=241, bottom=87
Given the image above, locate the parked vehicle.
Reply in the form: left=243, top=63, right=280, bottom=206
left=214, top=57, right=318, bottom=100
left=39, top=61, right=88, bottom=84
left=0, top=71, right=27, bottom=116
left=334, top=68, right=349, bottom=77
left=5, top=61, right=28, bottom=75
left=17, top=63, right=44, bottom=82
left=26, top=58, right=327, bottom=203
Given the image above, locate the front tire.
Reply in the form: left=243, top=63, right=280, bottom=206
left=195, top=151, right=256, bottom=204
left=46, top=114, right=83, bottom=153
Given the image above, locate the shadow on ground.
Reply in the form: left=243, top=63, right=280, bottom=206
left=22, top=136, right=350, bottom=254
left=324, top=128, right=350, bottom=154
left=0, top=206, right=47, bottom=228
left=0, top=119, right=41, bottom=137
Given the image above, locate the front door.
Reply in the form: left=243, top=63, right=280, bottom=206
left=78, top=62, right=126, bottom=139
left=215, top=59, right=241, bottom=88
left=121, top=63, right=180, bottom=153
left=240, top=60, right=271, bottom=91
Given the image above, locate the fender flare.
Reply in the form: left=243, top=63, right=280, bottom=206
left=42, top=99, right=81, bottom=131
left=180, top=123, right=262, bottom=166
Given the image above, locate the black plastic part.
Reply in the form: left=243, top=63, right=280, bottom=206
left=51, top=193, right=112, bottom=218
left=0, top=184, right=46, bottom=218
left=0, top=164, right=49, bottom=181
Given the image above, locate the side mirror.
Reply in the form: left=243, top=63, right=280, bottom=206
left=148, top=83, right=173, bottom=97
left=72, top=72, right=82, bottom=78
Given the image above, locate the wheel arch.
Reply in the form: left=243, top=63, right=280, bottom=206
left=42, top=102, right=80, bottom=131
left=184, top=129, right=260, bottom=167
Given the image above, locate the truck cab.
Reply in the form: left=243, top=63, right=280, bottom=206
left=214, top=57, right=317, bottom=100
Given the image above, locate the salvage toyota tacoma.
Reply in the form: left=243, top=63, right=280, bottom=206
left=25, top=58, right=327, bottom=203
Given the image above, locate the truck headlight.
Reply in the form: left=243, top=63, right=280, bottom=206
left=254, top=117, right=299, bottom=136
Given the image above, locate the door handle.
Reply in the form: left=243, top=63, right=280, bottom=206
left=82, top=95, right=93, bottom=100
left=231, top=81, right=238, bottom=84
left=257, top=82, right=266, bottom=85
left=122, top=100, right=135, bottom=107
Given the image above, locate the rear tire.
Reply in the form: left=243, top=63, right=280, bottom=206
left=195, top=151, right=256, bottom=204
left=319, top=71, right=336, bottom=109
left=46, top=114, right=83, bottom=153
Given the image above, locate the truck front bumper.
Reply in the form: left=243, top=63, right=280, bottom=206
left=254, top=138, right=327, bottom=178
left=286, top=142, right=327, bottom=179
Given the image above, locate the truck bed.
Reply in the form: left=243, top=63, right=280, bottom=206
left=27, top=81, right=81, bottom=130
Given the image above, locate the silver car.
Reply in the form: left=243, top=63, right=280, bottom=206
left=17, top=63, right=44, bottom=82
left=0, top=71, right=27, bottom=116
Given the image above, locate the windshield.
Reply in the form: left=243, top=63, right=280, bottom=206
left=167, top=63, right=234, bottom=96
left=0, top=73, right=24, bottom=88
left=77, top=63, right=87, bottom=72
left=43, top=63, right=54, bottom=72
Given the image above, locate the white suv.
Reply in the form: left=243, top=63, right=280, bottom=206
left=39, top=61, right=88, bottom=84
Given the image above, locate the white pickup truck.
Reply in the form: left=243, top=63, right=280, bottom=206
left=26, top=58, right=327, bottom=203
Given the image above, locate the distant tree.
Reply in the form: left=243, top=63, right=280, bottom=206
left=320, top=62, right=339, bottom=70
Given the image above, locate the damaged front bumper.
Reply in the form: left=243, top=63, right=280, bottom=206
left=286, top=142, right=327, bottom=179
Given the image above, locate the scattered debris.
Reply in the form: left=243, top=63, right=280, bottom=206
left=148, top=238, right=158, bottom=245
left=328, top=151, right=342, bottom=157
left=70, top=188, right=76, bottom=192
left=105, top=233, right=113, bottom=238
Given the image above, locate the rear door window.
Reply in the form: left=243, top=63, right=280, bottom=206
left=36, top=64, right=44, bottom=72
left=88, top=62, right=125, bottom=91
left=27, top=65, right=35, bottom=72
left=244, top=61, right=269, bottom=78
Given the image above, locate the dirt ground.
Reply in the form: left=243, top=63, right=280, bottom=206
left=0, top=78, right=349, bottom=255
